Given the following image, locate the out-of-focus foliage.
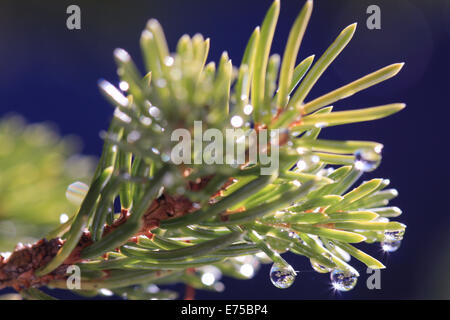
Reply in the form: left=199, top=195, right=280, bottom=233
left=0, top=115, right=95, bottom=251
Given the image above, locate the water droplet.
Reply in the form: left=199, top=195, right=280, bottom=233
left=295, top=151, right=320, bottom=172
left=243, top=104, right=253, bottom=115
left=322, top=252, right=333, bottom=260
left=230, top=115, right=244, bottom=128
left=140, top=116, right=152, bottom=126
left=162, top=172, right=174, bottom=187
left=384, top=229, right=405, bottom=241
left=201, top=272, right=216, bottom=286
left=330, top=269, right=358, bottom=292
left=315, top=122, right=328, bottom=128
left=149, top=106, right=161, bottom=119
left=127, top=130, right=141, bottom=143
left=310, top=259, right=331, bottom=273
left=59, top=213, right=69, bottom=224
left=114, top=108, right=132, bottom=123
left=270, top=263, right=296, bottom=289
left=99, top=288, right=114, bottom=296
left=213, top=282, right=225, bottom=292
left=318, top=167, right=335, bottom=177
left=354, top=148, right=382, bottom=172
left=381, top=240, right=401, bottom=252
left=333, top=245, right=351, bottom=262
left=145, top=284, right=159, bottom=293
left=119, top=81, right=129, bottom=91
left=240, top=263, right=255, bottom=278
left=199, top=265, right=222, bottom=281
left=164, top=56, right=174, bottom=67
left=66, top=181, right=89, bottom=206
left=296, top=160, right=308, bottom=171
left=235, top=255, right=261, bottom=271
left=114, top=48, right=131, bottom=62
left=99, top=80, right=129, bottom=107
left=154, top=124, right=164, bottom=132
left=374, top=144, right=383, bottom=154
left=161, top=152, right=171, bottom=162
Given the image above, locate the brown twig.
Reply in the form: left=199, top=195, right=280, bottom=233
left=184, top=285, right=196, bottom=300
left=184, top=268, right=196, bottom=300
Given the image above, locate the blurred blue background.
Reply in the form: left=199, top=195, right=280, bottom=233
left=0, top=0, right=449, bottom=299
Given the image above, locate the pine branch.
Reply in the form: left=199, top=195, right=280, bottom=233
left=0, top=0, right=406, bottom=299
left=0, top=115, right=95, bottom=252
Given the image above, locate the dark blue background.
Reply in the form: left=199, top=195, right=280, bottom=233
left=1, top=0, right=449, bottom=299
